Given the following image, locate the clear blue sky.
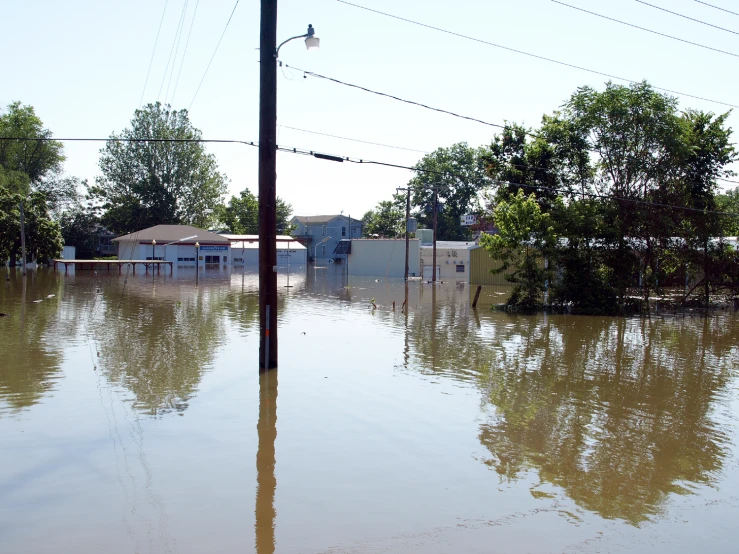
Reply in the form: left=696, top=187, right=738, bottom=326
left=2, top=0, right=738, bottom=217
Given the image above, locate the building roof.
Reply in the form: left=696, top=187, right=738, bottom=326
left=291, top=214, right=362, bottom=225
left=230, top=240, right=306, bottom=250
left=113, top=225, right=228, bottom=244
left=222, top=234, right=296, bottom=242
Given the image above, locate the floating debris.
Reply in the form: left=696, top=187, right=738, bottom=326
left=32, top=299, right=43, bottom=303
left=46, top=294, right=55, bottom=299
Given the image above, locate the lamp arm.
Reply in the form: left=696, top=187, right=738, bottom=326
left=276, top=34, right=307, bottom=58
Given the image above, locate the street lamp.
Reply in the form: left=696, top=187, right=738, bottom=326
left=163, top=235, right=198, bottom=272
left=258, top=4, right=320, bottom=370
left=195, top=241, right=200, bottom=285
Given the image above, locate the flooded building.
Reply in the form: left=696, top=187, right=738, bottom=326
left=290, top=214, right=363, bottom=261
left=113, top=225, right=231, bottom=266
left=224, top=235, right=308, bottom=266
left=345, top=238, right=421, bottom=277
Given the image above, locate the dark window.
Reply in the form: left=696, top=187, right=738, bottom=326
left=342, top=226, right=346, bottom=237
left=456, top=264, right=465, bottom=273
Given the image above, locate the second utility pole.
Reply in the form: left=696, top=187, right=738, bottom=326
left=258, top=0, right=278, bottom=370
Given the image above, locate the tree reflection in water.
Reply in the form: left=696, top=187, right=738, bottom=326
left=475, top=315, right=736, bottom=524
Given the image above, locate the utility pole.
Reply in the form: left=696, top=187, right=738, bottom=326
left=404, top=188, right=410, bottom=281
left=19, top=202, right=27, bottom=276
left=258, top=0, right=278, bottom=370
left=432, top=185, right=438, bottom=283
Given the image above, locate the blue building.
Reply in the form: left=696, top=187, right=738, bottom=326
left=290, top=214, right=363, bottom=261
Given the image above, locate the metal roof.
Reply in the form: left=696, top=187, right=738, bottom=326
left=291, top=215, right=362, bottom=225
left=113, top=225, right=228, bottom=244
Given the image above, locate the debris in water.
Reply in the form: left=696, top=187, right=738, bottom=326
left=32, top=299, right=43, bottom=303
left=46, top=294, right=55, bottom=299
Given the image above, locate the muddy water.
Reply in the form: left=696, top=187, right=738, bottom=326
left=1, top=267, right=738, bottom=553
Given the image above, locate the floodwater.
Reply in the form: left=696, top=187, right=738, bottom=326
left=1, top=266, right=738, bottom=554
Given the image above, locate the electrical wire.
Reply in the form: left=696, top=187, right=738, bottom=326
left=189, top=0, right=240, bottom=111
left=636, top=0, right=739, bottom=35
left=285, top=64, right=509, bottom=130
left=171, top=0, right=201, bottom=105
left=139, top=0, right=170, bottom=107
left=552, top=1, right=739, bottom=59
left=158, top=0, right=189, bottom=103
left=280, top=125, right=429, bottom=153
left=695, top=0, right=739, bottom=17
left=1, top=135, right=736, bottom=216
left=164, top=0, right=190, bottom=104
left=335, top=0, right=739, bottom=109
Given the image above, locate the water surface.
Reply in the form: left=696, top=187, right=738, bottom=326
left=1, top=267, right=738, bottom=553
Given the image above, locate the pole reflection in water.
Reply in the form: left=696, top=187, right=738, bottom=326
left=256, top=369, right=278, bottom=554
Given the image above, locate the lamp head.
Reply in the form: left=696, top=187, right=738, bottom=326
left=152, top=239, right=156, bottom=245
left=305, top=24, right=320, bottom=49
left=195, top=242, right=199, bottom=248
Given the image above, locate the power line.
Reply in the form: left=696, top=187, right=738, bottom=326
left=279, top=125, right=430, bottom=153
left=636, top=1, right=739, bottom=36
left=284, top=64, right=508, bottom=131
left=160, top=0, right=190, bottom=104
left=189, top=0, right=240, bottom=111
left=552, top=1, right=739, bottom=59
left=1, top=135, right=736, bottom=216
left=335, top=0, right=738, bottom=109
left=695, top=1, right=739, bottom=17
left=171, top=0, right=201, bottom=106
left=139, top=0, right=171, bottom=107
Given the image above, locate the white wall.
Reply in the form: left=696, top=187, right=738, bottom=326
left=420, top=246, right=471, bottom=280
left=348, top=239, right=420, bottom=277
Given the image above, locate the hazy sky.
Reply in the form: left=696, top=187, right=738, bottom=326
left=3, top=0, right=738, bottom=217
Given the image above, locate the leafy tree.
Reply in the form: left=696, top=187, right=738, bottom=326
left=362, top=200, right=404, bottom=237
left=716, top=188, right=739, bottom=236
left=0, top=188, right=63, bottom=264
left=0, top=102, right=64, bottom=184
left=90, top=102, right=228, bottom=234
left=408, top=142, right=491, bottom=240
left=59, top=206, right=101, bottom=259
left=479, top=190, right=556, bottom=312
left=217, top=187, right=293, bottom=234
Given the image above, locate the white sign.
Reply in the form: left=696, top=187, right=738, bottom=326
left=460, top=214, right=478, bottom=226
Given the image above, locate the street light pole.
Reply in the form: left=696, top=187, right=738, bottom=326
left=397, top=187, right=411, bottom=281
left=258, top=1, right=319, bottom=371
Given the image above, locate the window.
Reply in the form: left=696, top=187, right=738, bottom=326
left=456, top=264, right=465, bottom=273
left=322, top=225, right=326, bottom=236
left=322, top=245, right=326, bottom=255
left=146, top=256, right=163, bottom=261
left=342, top=226, right=346, bottom=237
left=177, top=257, right=195, bottom=262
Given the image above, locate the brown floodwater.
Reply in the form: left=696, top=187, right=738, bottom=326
left=1, top=266, right=738, bottom=553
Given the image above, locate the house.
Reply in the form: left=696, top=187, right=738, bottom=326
left=113, top=225, right=231, bottom=266
left=290, top=214, right=363, bottom=260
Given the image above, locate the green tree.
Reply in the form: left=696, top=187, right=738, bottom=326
left=408, top=142, right=491, bottom=240
left=90, top=102, right=228, bottom=234
left=0, top=102, right=64, bottom=185
left=716, top=188, right=739, bottom=236
left=479, top=190, right=555, bottom=312
left=362, top=200, right=404, bottom=237
left=217, top=187, right=293, bottom=234
left=0, top=188, right=63, bottom=264
left=59, top=206, right=101, bottom=259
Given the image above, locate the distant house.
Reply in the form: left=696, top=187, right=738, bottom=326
left=290, top=214, right=363, bottom=260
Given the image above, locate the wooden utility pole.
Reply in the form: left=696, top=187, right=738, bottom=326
left=258, top=0, right=278, bottom=369
left=19, top=202, right=27, bottom=276
left=404, top=188, right=410, bottom=281
left=432, top=186, right=438, bottom=283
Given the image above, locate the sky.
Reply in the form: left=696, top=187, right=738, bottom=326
left=2, top=0, right=738, bottom=218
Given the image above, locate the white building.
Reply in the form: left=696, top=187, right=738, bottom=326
left=420, top=240, right=476, bottom=281
left=225, top=235, right=307, bottom=267
left=114, top=225, right=231, bottom=266
left=346, top=239, right=421, bottom=278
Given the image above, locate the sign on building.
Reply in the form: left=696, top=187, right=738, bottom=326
left=460, top=214, right=478, bottom=226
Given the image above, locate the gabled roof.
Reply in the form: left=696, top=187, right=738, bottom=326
left=113, top=225, right=228, bottom=243
left=291, top=214, right=362, bottom=225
